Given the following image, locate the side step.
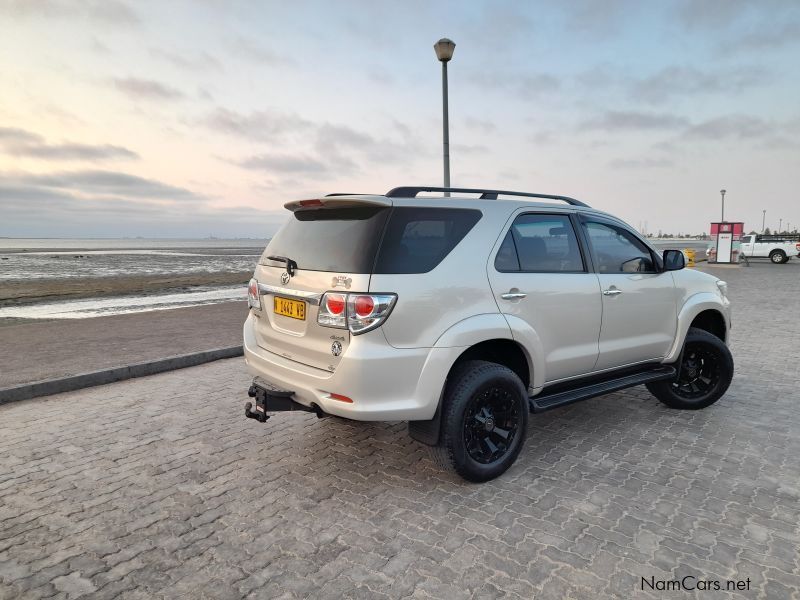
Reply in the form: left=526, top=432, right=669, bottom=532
left=529, top=365, right=676, bottom=413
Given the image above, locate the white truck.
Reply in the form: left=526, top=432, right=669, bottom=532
left=740, top=234, right=800, bottom=264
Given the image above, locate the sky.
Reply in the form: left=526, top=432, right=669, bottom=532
left=1, top=0, right=798, bottom=238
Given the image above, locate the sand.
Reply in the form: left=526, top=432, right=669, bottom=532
left=0, top=272, right=252, bottom=306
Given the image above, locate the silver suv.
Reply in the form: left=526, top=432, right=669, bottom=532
left=244, top=186, right=733, bottom=482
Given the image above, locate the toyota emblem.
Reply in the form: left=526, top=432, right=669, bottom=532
left=280, top=271, right=290, bottom=285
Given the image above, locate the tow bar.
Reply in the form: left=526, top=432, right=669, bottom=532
left=244, top=377, right=325, bottom=422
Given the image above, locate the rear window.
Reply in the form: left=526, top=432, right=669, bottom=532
left=262, top=206, right=481, bottom=274
left=262, top=207, right=390, bottom=273
left=374, top=207, right=482, bottom=274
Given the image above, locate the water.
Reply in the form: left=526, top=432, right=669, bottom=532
left=0, top=238, right=267, bottom=319
left=0, top=238, right=268, bottom=280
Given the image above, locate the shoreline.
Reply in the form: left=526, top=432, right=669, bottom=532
left=0, top=271, right=252, bottom=306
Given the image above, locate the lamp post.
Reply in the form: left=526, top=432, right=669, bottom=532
left=762, top=210, right=766, bottom=233
left=720, top=189, right=726, bottom=222
left=779, top=218, right=783, bottom=234
left=434, top=38, right=455, bottom=196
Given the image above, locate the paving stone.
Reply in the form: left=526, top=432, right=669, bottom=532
left=1, top=262, right=799, bottom=597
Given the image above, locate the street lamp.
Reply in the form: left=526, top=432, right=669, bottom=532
left=779, top=218, right=783, bottom=233
left=762, top=210, right=766, bottom=233
left=720, top=189, right=726, bottom=222
left=434, top=37, right=455, bottom=196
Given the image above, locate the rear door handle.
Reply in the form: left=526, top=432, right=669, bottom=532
left=501, top=292, right=527, bottom=300
left=603, top=289, right=622, bottom=296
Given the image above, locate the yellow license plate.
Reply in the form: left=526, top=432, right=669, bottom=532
left=273, top=296, right=306, bottom=320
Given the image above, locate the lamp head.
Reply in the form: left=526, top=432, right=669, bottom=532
left=434, top=38, right=456, bottom=62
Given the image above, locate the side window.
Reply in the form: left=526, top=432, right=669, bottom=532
left=495, top=214, right=584, bottom=272
left=583, top=221, right=656, bottom=273
left=375, top=207, right=482, bottom=274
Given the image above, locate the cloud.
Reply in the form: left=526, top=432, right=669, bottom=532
left=2, top=170, right=200, bottom=200
left=228, top=37, right=293, bottom=65
left=561, top=0, right=640, bottom=36
left=0, top=127, right=42, bottom=145
left=0, top=181, right=286, bottom=237
left=235, top=154, right=329, bottom=175
left=463, top=117, right=497, bottom=134
left=452, top=143, right=489, bottom=155
left=632, top=65, right=770, bottom=103
left=0, top=126, right=138, bottom=161
left=204, top=108, right=313, bottom=141
left=580, top=111, right=690, bottom=131
left=471, top=71, right=561, bottom=99
left=112, top=77, right=185, bottom=101
left=720, top=21, right=800, bottom=52
left=609, top=157, right=675, bottom=169
left=682, top=115, right=773, bottom=140
left=0, top=0, right=140, bottom=26
left=149, top=48, right=224, bottom=72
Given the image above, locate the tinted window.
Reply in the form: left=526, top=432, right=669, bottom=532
left=374, top=208, right=482, bottom=274
left=495, top=214, right=584, bottom=272
left=584, top=221, right=655, bottom=273
left=263, top=207, right=390, bottom=273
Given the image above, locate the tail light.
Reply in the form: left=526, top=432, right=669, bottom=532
left=247, top=278, right=261, bottom=310
left=795, top=243, right=800, bottom=252
left=318, top=292, right=397, bottom=335
left=317, top=293, right=346, bottom=328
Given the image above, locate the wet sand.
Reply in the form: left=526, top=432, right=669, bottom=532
left=0, top=301, right=248, bottom=388
left=0, top=271, right=252, bottom=306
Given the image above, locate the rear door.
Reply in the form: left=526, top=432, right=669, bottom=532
left=251, top=201, right=390, bottom=372
left=579, top=216, right=677, bottom=371
left=487, top=211, right=603, bottom=383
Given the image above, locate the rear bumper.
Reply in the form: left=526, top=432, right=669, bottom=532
left=243, top=312, right=458, bottom=421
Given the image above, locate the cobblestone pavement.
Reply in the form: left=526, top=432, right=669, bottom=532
left=1, top=261, right=799, bottom=599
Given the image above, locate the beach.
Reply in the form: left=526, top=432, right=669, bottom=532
left=0, top=239, right=262, bottom=387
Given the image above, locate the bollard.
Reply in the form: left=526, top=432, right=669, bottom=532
left=684, top=248, right=696, bottom=267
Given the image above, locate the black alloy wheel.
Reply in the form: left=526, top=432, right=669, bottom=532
left=434, top=360, right=529, bottom=482
left=463, top=386, right=521, bottom=464
left=671, top=344, right=722, bottom=400
left=646, top=327, right=733, bottom=410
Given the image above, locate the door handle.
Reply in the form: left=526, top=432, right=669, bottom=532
left=501, top=292, right=527, bottom=300
left=603, top=289, right=622, bottom=296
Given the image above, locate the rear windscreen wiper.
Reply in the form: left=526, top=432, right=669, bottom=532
left=266, top=255, right=297, bottom=276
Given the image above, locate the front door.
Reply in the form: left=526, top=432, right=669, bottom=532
left=488, top=212, right=602, bottom=383
left=580, top=218, right=677, bottom=371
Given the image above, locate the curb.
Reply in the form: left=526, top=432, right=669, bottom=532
left=0, top=346, right=244, bottom=405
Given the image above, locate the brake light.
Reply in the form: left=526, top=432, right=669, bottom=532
left=326, top=294, right=345, bottom=315
left=353, top=295, right=374, bottom=317
left=796, top=243, right=800, bottom=251
left=247, top=278, right=261, bottom=310
left=299, top=199, right=324, bottom=207
left=317, top=292, right=397, bottom=334
left=318, top=292, right=346, bottom=328
left=347, top=293, right=396, bottom=334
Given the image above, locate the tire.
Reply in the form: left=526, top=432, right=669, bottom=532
left=646, top=327, right=733, bottom=410
left=769, top=250, right=787, bottom=264
left=435, top=360, right=528, bottom=482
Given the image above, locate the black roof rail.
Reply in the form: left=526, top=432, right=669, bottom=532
left=384, top=186, right=589, bottom=207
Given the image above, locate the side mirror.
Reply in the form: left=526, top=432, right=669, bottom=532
left=663, top=249, right=685, bottom=271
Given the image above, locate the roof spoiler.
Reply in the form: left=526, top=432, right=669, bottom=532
left=284, top=196, right=392, bottom=212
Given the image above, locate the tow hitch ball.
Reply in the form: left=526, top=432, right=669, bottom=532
left=245, top=384, right=269, bottom=423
